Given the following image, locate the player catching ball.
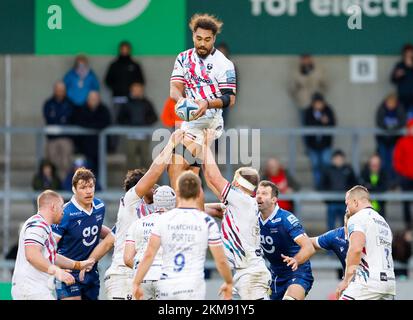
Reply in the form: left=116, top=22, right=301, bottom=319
left=168, top=13, right=237, bottom=190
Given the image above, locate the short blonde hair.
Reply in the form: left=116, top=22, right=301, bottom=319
left=347, top=185, right=370, bottom=202
left=37, top=190, right=62, bottom=209
left=177, top=171, right=201, bottom=200
left=189, top=13, right=223, bottom=35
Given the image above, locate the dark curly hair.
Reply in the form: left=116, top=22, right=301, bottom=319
left=123, top=169, right=147, bottom=192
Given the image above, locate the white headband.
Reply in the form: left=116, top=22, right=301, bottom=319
left=235, top=174, right=256, bottom=192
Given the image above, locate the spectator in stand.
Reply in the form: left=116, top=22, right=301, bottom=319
left=261, top=157, right=300, bottom=212
left=393, top=119, right=413, bottom=229
left=320, top=150, right=357, bottom=231
left=32, top=159, right=62, bottom=191
left=304, top=92, right=336, bottom=189
left=72, top=91, right=111, bottom=180
left=117, top=82, right=158, bottom=169
left=105, top=41, right=145, bottom=121
left=289, top=54, right=328, bottom=124
left=391, top=44, right=413, bottom=119
left=359, top=154, right=389, bottom=218
left=43, top=81, right=75, bottom=181
left=63, top=55, right=100, bottom=107
left=376, top=93, right=406, bottom=186
left=160, top=97, right=182, bottom=129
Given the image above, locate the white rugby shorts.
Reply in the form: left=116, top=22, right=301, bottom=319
left=340, top=282, right=395, bottom=300
left=232, top=266, right=272, bottom=300
left=158, top=277, right=206, bottom=300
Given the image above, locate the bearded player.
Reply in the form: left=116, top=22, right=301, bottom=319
left=168, top=13, right=237, bottom=190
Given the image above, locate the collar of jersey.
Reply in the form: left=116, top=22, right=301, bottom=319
left=193, top=47, right=216, bottom=61
left=34, top=212, right=48, bottom=225
left=259, top=204, right=280, bottom=225
left=71, top=196, right=95, bottom=216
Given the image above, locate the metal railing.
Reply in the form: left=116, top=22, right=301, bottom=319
left=0, top=125, right=406, bottom=189
left=0, top=125, right=409, bottom=258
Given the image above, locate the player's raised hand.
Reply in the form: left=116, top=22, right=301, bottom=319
left=170, top=128, right=185, bottom=147
left=218, top=282, right=233, bottom=300
left=132, top=284, right=144, bottom=300
left=203, top=129, right=216, bottom=147
left=281, top=254, right=298, bottom=271
left=192, top=99, right=208, bottom=120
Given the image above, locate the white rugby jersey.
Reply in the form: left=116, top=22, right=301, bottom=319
left=151, top=208, right=222, bottom=280
left=12, top=214, right=57, bottom=289
left=105, top=187, right=154, bottom=277
left=220, top=183, right=266, bottom=270
left=170, top=48, right=236, bottom=120
left=347, top=207, right=396, bottom=294
left=125, top=212, right=163, bottom=281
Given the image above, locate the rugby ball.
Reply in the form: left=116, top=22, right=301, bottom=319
left=175, top=98, right=200, bottom=122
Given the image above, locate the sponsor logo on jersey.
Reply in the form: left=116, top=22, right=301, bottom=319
left=373, top=218, right=389, bottom=229
left=95, top=203, right=105, bottom=210
left=77, top=220, right=81, bottom=226
left=377, top=236, right=391, bottom=247
left=287, top=215, right=299, bottom=225
left=189, top=74, right=213, bottom=84
left=379, top=228, right=389, bottom=236
left=271, top=218, right=281, bottom=223
left=225, top=70, right=236, bottom=83
left=96, top=214, right=103, bottom=222
left=270, top=228, right=278, bottom=233
left=69, top=211, right=83, bottom=217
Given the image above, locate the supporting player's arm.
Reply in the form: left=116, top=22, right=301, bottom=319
left=100, top=225, right=112, bottom=239
left=123, top=241, right=137, bottom=269
left=281, top=234, right=315, bottom=271
left=25, top=246, right=75, bottom=285
left=209, top=244, right=233, bottom=300
left=204, top=203, right=226, bottom=219
left=134, top=129, right=185, bottom=198
left=132, top=234, right=161, bottom=300
left=202, top=129, right=229, bottom=199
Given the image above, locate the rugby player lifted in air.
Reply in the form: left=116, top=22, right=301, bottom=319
left=168, top=13, right=237, bottom=192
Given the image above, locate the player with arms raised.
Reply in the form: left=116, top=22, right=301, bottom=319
left=132, top=172, right=232, bottom=300
left=168, top=13, right=237, bottom=190
left=202, top=129, right=271, bottom=300
left=83, top=130, right=185, bottom=300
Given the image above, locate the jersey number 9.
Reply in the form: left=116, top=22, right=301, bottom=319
left=173, top=253, right=185, bottom=272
